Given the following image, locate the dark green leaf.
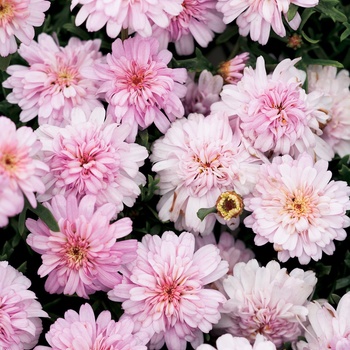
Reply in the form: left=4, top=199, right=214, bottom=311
left=17, top=261, right=27, bottom=274
left=329, top=293, right=341, bottom=304
left=302, top=57, right=344, bottom=68
left=27, top=200, right=60, bottom=232
left=216, top=26, right=238, bottom=45
left=340, top=22, right=350, bottom=41
left=316, top=0, right=347, bottom=23
left=299, top=8, right=316, bottom=30
left=197, top=206, right=217, bottom=221
left=63, top=23, right=90, bottom=40
left=339, top=164, right=350, bottom=184
left=172, top=48, right=213, bottom=73
left=335, top=276, right=350, bottom=290
left=0, top=55, right=11, bottom=71
left=287, top=4, right=299, bottom=22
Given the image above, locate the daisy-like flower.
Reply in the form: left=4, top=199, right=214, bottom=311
left=3, top=34, right=103, bottom=126
left=109, top=231, right=228, bottom=350
left=295, top=292, right=350, bottom=349
left=71, top=0, right=183, bottom=38
left=152, top=0, right=225, bottom=56
left=93, top=36, right=187, bottom=142
left=217, top=259, right=317, bottom=347
left=26, top=194, right=138, bottom=299
left=35, top=303, right=148, bottom=350
left=216, top=0, right=318, bottom=45
left=36, top=107, right=148, bottom=213
left=0, top=0, right=50, bottom=57
left=217, top=52, right=249, bottom=85
left=0, top=261, right=48, bottom=349
left=212, top=56, right=333, bottom=161
left=307, top=65, right=350, bottom=157
left=244, top=152, right=350, bottom=264
left=150, top=112, right=261, bottom=235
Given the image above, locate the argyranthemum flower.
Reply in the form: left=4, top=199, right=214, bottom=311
left=217, top=259, right=317, bottom=347
left=0, top=261, right=48, bottom=349
left=218, top=52, right=249, bottom=85
left=36, top=107, right=148, bottom=213
left=109, top=231, right=229, bottom=350
left=295, top=292, right=350, bottom=349
left=212, top=56, right=333, bottom=161
left=216, top=0, right=318, bottom=45
left=150, top=112, right=262, bottom=235
left=3, top=33, right=103, bottom=126
left=0, top=0, right=50, bottom=57
left=93, top=35, right=187, bottom=142
left=244, top=152, right=350, bottom=264
left=26, top=194, right=138, bottom=299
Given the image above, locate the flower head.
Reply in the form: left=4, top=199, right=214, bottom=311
left=218, top=52, right=249, bottom=85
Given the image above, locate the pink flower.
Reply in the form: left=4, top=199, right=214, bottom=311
left=150, top=112, right=261, bottom=235
left=218, top=52, right=249, bottom=85
left=26, top=194, right=138, bottom=298
left=93, top=36, right=187, bottom=141
left=152, top=0, right=225, bottom=55
left=3, top=34, right=103, bottom=126
left=0, top=0, right=50, bottom=57
left=216, top=0, right=318, bottom=45
left=217, top=259, right=317, bottom=347
left=244, top=152, right=350, bottom=264
left=0, top=261, right=48, bottom=349
left=35, top=303, right=148, bottom=350
left=108, top=231, right=229, bottom=350
left=35, top=107, right=148, bottom=214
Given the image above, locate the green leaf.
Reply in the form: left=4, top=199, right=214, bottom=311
left=299, top=8, right=316, bottom=31
left=315, top=0, right=347, bottom=23
left=302, top=57, right=344, bottom=68
left=287, top=4, right=299, bottom=22
left=340, top=22, right=350, bottom=41
left=18, top=207, right=27, bottom=236
left=0, top=55, right=11, bottom=71
left=17, top=261, right=27, bottom=274
left=301, top=30, right=320, bottom=44
left=26, top=199, right=60, bottom=232
left=329, top=293, right=341, bottom=305
left=140, top=175, right=159, bottom=202
left=339, top=164, right=350, bottom=184
left=62, top=23, right=90, bottom=40
left=172, top=48, right=213, bottom=73
left=197, top=206, right=217, bottom=221
left=216, top=26, right=238, bottom=45
left=335, top=276, right=350, bottom=290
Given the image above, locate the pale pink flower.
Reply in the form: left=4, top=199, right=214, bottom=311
left=216, top=0, right=318, bottom=45
left=0, top=0, right=50, bottom=57
left=26, top=194, right=138, bottom=299
left=218, top=52, right=249, bottom=85
left=150, top=112, right=262, bottom=235
left=0, top=260, right=48, bottom=349
left=295, top=292, right=350, bottom=350
left=71, top=0, right=183, bottom=38
left=244, top=153, right=350, bottom=264
left=307, top=65, right=350, bottom=157
left=35, top=107, right=148, bottom=214
left=3, top=34, right=103, bottom=126
left=93, top=36, right=187, bottom=142
left=35, top=303, right=148, bottom=350
left=217, top=259, right=317, bottom=347
left=152, top=0, right=225, bottom=55
left=108, top=231, right=229, bottom=350
left=212, top=56, right=333, bottom=161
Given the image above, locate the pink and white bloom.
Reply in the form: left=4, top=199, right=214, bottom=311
left=0, top=0, right=50, bottom=57
left=93, top=36, right=187, bottom=141
left=150, top=112, right=262, bottom=235
left=295, top=292, right=350, bottom=349
left=216, top=0, right=318, bottom=45
left=36, top=107, right=148, bottom=214
left=218, top=52, right=249, bottom=85
left=108, top=231, right=229, bottom=350
left=244, top=153, right=350, bottom=264
left=0, top=261, right=48, bottom=349
left=26, top=194, right=138, bottom=299
left=217, top=259, right=317, bottom=347
left=35, top=303, right=148, bottom=350
left=3, top=34, right=103, bottom=126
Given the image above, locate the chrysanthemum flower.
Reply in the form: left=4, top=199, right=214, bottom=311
left=217, top=259, right=317, bottom=347
left=3, top=34, right=103, bottom=126
left=218, top=52, right=249, bottom=85
left=0, top=0, right=50, bottom=57
left=0, top=261, right=48, bottom=349
left=109, top=231, right=228, bottom=350
left=35, top=107, right=147, bottom=213
left=244, top=153, right=350, bottom=264
left=26, top=194, right=138, bottom=298
left=93, top=36, right=187, bottom=141
left=35, top=303, right=148, bottom=350
left=150, top=112, right=261, bottom=235
left=216, top=0, right=318, bottom=45
left=295, top=292, right=350, bottom=349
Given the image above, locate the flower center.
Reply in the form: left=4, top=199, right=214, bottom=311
left=216, top=191, right=243, bottom=220
left=57, top=68, right=76, bottom=87
left=0, top=1, right=14, bottom=21
left=285, top=194, right=311, bottom=218
left=66, top=245, right=87, bottom=268
left=0, top=152, right=17, bottom=172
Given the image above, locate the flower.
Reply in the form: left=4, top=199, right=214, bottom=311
left=93, top=36, right=187, bottom=141
left=108, top=231, right=229, bottom=350
left=295, top=292, right=350, bottom=349
left=0, top=260, right=48, bottom=349
left=3, top=33, right=103, bottom=126
left=217, top=52, right=249, bottom=85
left=0, top=0, right=50, bottom=57
left=151, top=112, right=261, bottom=235
left=35, top=303, right=148, bottom=350
left=217, top=259, right=317, bottom=347
left=26, top=194, right=138, bottom=298
left=244, top=153, right=350, bottom=264
left=216, top=191, right=244, bottom=221
left=35, top=107, right=148, bottom=213
left=216, top=0, right=318, bottom=45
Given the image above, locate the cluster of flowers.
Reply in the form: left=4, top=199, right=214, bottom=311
left=1, top=0, right=350, bottom=349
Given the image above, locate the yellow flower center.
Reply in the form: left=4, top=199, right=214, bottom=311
left=285, top=194, right=311, bottom=218
left=1, top=152, right=17, bottom=172
left=216, top=191, right=243, bottom=221
left=0, top=1, right=14, bottom=20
